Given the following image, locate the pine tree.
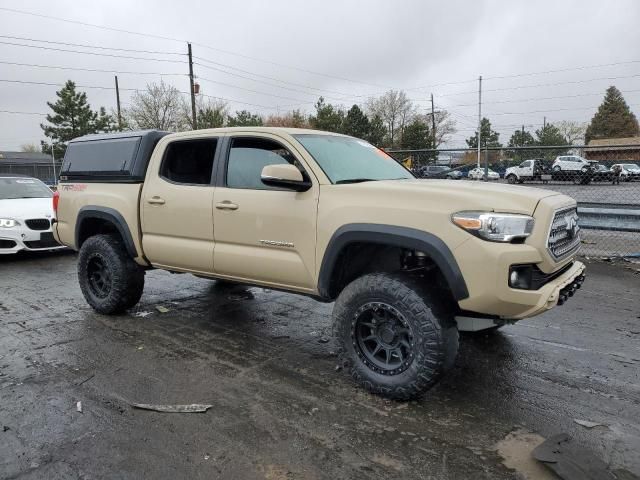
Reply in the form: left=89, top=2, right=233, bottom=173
left=40, top=80, right=116, bottom=157
left=309, top=97, right=344, bottom=133
left=227, top=110, right=263, bottom=127
left=400, top=119, right=431, bottom=149
left=585, top=86, right=640, bottom=142
left=342, top=105, right=370, bottom=139
left=466, top=118, right=502, bottom=148
left=366, top=115, right=387, bottom=147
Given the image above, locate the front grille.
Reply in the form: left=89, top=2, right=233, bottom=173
left=547, top=207, right=581, bottom=260
left=24, top=232, right=59, bottom=249
left=25, top=218, right=51, bottom=231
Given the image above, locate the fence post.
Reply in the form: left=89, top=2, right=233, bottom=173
left=484, top=148, right=489, bottom=181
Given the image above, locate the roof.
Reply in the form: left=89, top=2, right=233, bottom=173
left=0, top=151, right=53, bottom=164
left=69, top=129, right=167, bottom=143
left=587, top=136, right=640, bottom=150
left=163, top=126, right=347, bottom=142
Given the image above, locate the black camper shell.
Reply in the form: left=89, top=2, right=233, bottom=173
left=60, top=130, right=168, bottom=182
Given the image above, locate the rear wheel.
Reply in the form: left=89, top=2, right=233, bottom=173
left=333, top=273, right=457, bottom=400
left=78, top=234, right=145, bottom=314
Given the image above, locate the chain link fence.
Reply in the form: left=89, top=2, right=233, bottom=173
left=0, top=161, right=62, bottom=185
left=387, top=144, right=640, bottom=258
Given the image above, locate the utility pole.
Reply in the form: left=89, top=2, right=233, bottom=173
left=543, top=116, right=546, bottom=130
left=188, top=42, right=197, bottom=129
left=430, top=93, right=436, bottom=149
left=50, top=144, right=57, bottom=184
left=477, top=75, right=482, bottom=168
left=114, top=75, right=122, bottom=130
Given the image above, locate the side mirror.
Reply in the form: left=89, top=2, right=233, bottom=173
left=261, top=164, right=311, bottom=192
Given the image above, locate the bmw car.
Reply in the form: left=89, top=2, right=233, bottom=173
left=0, top=175, right=64, bottom=254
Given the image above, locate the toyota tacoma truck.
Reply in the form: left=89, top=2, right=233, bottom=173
left=53, top=128, right=586, bottom=400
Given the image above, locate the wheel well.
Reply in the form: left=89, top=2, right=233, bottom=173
left=326, top=242, right=455, bottom=303
left=77, top=217, right=121, bottom=248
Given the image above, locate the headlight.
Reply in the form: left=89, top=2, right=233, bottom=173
left=452, top=211, right=534, bottom=242
left=0, top=218, right=20, bottom=228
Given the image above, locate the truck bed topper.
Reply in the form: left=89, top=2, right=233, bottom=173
left=60, top=130, right=168, bottom=182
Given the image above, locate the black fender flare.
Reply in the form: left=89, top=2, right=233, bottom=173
left=76, top=206, right=138, bottom=258
left=318, top=224, right=469, bottom=301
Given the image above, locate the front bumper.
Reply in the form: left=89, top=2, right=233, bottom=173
left=0, top=227, right=65, bottom=255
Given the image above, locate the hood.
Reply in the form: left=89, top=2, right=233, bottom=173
left=0, top=197, right=54, bottom=221
left=343, top=179, right=561, bottom=214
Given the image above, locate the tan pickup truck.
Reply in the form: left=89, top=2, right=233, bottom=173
left=54, top=127, right=585, bottom=399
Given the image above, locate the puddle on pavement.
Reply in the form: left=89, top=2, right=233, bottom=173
left=496, top=429, right=557, bottom=480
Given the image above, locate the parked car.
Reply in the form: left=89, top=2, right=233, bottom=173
left=53, top=128, right=585, bottom=400
left=551, top=155, right=590, bottom=173
left=505, top=159, right=553, bottom=184
left=589, top=162, right=612, bottom=182
left=417, top=165, right=450, bottom=178
left=468, top=167, right=500, bottom=180
left=612, top=163, right=640, bottom=181
left=0, top=175, right=64, bottom=254
left=446, top=169, right=464, bottom=180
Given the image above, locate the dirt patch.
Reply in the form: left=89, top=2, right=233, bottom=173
left=496, top=429, right=557, bottom=480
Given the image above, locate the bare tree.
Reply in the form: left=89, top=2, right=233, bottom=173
left=556, top=120, right=587, bottom=145
left=432, top=110, right=457, bottom=147
left=188, top=97, right=228, bottom=129
left=126, top=80, right=189, bottom=131
left=264, top=110, right=310, bottom=128
left=367, top=90, right=415, bottom=146
left=20, top=143, right=40, bottom=153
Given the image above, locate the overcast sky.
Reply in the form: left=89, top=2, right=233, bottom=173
left=1, top=0, right=639, bottom=151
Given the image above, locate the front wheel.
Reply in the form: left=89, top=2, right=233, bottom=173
left=506, top=174, right=517, bottom=184
left=78, top=234, right=145, bottom=315
left=333, top=273, right=458, bottom=400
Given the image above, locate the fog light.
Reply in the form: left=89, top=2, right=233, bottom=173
left=508, top=265, right=534, bottom=289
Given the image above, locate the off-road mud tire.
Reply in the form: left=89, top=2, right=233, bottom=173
left=78, top=234, right=145, bottom=315
left=333, top=273, right=458, bottom=400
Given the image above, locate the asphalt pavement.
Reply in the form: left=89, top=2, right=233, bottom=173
left=1, top=251, right=639, bottom=479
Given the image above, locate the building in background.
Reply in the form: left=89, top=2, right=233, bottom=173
left=585, top=137, right=640, bottom=163
left=0, top=151, right=61, bottom=185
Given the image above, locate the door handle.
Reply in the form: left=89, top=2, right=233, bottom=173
left=215, top=201, right=238, bottom=210
left=147, top=196, right=165, bottom=205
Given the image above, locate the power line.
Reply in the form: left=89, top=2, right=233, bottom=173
left=0, top=60, right=186, bottom=76
left=0, top=34, right=185, bottom=55
left=0, top=78, right=279, bottom=110
left=484, top=59, right=640, bottom=81
left=437, top=73, right=640, bottom=98
left=0, top=40, right=185, bottom=63
left=197, top=76, right=315, bottom=103
left=0, top=109, right=47, bottom=116
left=0, top=6, right=390, bottom=90
left=194, top=57, right=356, bottom=97
left=433, top=88, right=640, bottom=108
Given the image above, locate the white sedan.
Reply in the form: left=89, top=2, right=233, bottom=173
left=468, top=167, right=500, bottom=181
left=0, top=175, right=65, bottom=254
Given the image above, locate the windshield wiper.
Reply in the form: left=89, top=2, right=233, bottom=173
left=335, top=178, right=378, bottom=184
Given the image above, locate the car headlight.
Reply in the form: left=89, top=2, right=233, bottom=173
left=452, top=211, right=534, bottom=242
left=0, top=218, right=20, bottom=228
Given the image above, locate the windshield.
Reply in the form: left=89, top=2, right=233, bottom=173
left=0, top=177, right=53, bottom=200
left=293, top=134, right=414, bottom=184
left=622, top=164, right=640, bottom=170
